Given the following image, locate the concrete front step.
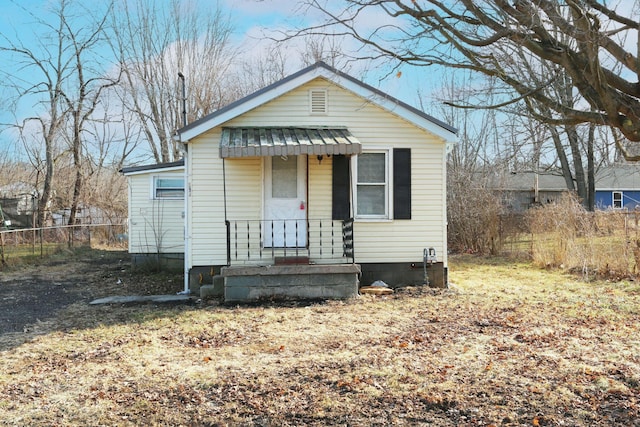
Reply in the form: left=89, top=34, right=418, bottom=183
left=221, top=263, right=361, bottom=302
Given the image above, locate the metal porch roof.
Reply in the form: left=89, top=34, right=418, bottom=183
left=219, top=127, right=362, bottom=158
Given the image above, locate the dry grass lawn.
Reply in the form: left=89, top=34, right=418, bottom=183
left=1, top=252, right=639, bottom=426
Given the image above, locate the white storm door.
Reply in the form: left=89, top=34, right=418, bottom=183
left=264, top=155, right=307, bottom=247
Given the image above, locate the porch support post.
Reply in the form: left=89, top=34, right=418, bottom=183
left=223, top=158, right=230, bottom=266
left=349, top=154, right=355, bottom=263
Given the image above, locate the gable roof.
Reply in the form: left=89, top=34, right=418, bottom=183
left=175, top=61, right=457, bottom=144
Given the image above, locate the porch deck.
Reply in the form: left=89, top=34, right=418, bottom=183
left=221, top=218, right=358, bottom=302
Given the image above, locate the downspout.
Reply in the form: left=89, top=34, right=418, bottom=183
left=180, top=141, right=190, bottom=295
left=178, top=71, right=190, bottom=295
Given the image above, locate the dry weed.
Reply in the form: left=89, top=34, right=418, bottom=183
left=0, top=253, right=639, bottom=425
left=528, top=193, right=640, bottom=280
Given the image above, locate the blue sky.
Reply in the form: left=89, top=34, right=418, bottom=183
left=0, top=0, right=441, bottom=159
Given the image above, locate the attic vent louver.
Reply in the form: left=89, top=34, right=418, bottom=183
left=310, top=89, right=328, bottom=114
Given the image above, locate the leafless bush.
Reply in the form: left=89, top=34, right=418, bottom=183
left=448, top=171, right=504, bottom=254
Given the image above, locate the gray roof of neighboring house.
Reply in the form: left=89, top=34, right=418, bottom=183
left=489, top=165, right=640, bottom=192
left=594, top=165, right=640, bottom=189
left=488, top=171, right=568, bottom=192
left=0, top=182, right=39, bottom=198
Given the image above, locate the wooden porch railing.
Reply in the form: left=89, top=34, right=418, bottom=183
left=225, top=218, right=355, bottom=265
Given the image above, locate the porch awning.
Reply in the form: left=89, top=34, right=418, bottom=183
left=219, top=127, right=362, bottom=158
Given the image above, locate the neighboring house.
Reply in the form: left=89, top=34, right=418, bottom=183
left=120, top=160, right=185, bottom=270
left=50, top=205, right=118, bottom=226
left=0, top=182, right=38, bottom=229
left=125, top=62, right=457, bottom=301
left=489, top=171, right=568, bottom=212
left=594, top=165, right=640, bottom=210
left=492, top=165, right=640, bottom=211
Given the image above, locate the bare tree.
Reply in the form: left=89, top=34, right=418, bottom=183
left=57, top=3, right=121, bottom=226
left=228, top=44, right=289, bottom=99
left=0, top=5, right=72, bottom=226
left=109, top=0, right=236, bottom=163
left=298, top=1, right=640, bottom=158
left=299, top=34, right=352, bottom=70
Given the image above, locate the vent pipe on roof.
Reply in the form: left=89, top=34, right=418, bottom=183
left=178, top=72, right=187, bottom=127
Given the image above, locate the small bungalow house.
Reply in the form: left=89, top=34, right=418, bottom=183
left=124, top=62, right=457, bottom=301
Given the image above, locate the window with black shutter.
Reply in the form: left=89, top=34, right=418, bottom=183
left=347, top=148, right=412, bottom=221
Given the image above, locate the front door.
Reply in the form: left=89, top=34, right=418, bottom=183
left=264, top=155, right=307, bottom=247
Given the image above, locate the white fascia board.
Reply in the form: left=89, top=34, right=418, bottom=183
left=122, top=166, right=184, bottom=177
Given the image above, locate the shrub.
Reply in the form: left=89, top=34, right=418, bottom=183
left=447, top=171, right=504, bottom=255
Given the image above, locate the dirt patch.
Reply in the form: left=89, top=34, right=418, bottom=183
left=0, top=249, right=182, bottom=334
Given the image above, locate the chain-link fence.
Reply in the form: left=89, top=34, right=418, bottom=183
left=0, top=223, right=127, bottom=264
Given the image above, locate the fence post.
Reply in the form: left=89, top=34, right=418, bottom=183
left=0, top=232, right=5, bottom=266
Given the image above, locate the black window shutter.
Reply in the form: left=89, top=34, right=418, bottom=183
left=393, top=148, right=411, bottom=219
left=332, top=155, right=350, bottom=220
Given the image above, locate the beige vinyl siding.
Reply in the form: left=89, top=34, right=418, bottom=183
left=127, top=172, right=184, bottom=254
left=307, top=155, right=335, bottom=259
left=187, top=77, right=448, bottom=267
left=308, top=155, right=332, bottom=219
left=188, top=130, right=226, bottom=266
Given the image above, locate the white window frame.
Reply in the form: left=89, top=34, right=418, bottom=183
left=152, top=175, right=185, bottom=200
left=613, top=191, right=623, bottom=209
left=352, top=149, right=392, bottom=221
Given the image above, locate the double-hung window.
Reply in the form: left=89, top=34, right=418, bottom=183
left=333, top=148, right=411, bottom=221
left=153, top=176, right=185, bottom=199
left=354, top=150, right=389, bottom=219
left=613, top=191, right=623, bottom=209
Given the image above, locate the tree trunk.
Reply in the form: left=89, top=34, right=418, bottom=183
left=38, top=143, right=55, bottom=228
left=565, top=125, right=588, bottom=206
left=587, top=123, right=596, bottom=212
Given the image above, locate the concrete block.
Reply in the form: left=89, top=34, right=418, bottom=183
left=200, top=282, right=223, bottom=299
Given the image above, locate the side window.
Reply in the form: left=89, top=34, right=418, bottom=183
left=613, top=191, right=623, bottom=209
left=154, top=176, right=184, bottom=199
left=354, top=151, right=389, bottom=219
